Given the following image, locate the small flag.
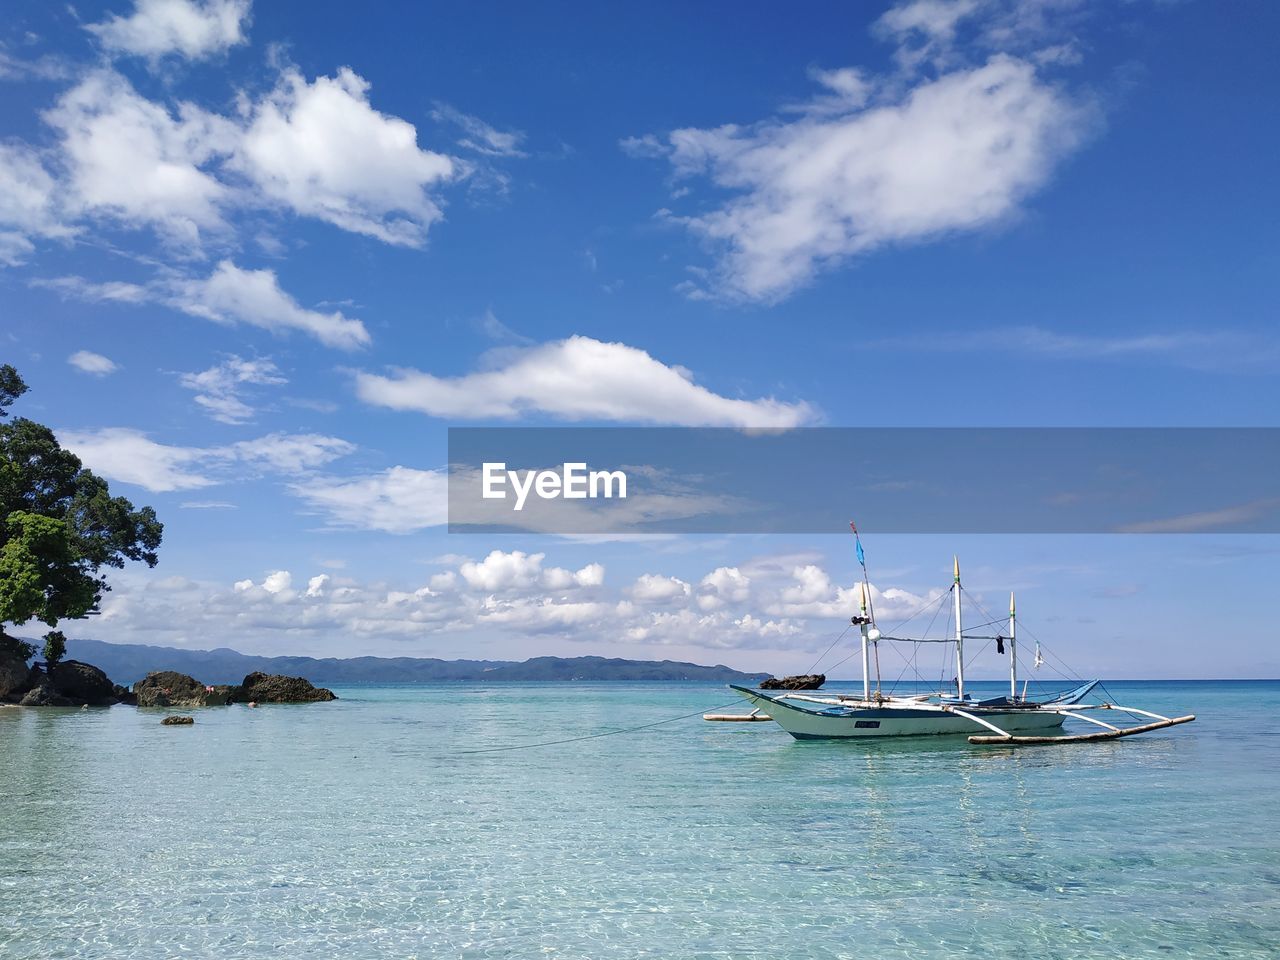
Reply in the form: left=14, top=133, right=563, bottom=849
left=856, top=539, right=865, bottom=567
left=849, top=520, right=858, bottom=535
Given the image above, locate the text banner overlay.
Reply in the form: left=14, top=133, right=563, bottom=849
left=448, top=427, right=1280, bottom=534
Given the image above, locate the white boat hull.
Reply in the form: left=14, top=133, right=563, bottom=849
left=732, top=686, right=1067, bottom=740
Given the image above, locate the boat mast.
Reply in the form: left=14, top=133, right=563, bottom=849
left=1009, top=591, right=1018, bottom=700
left=953, top=556, right=965, bottom=698
left=859, top=582, right=870, bottom=701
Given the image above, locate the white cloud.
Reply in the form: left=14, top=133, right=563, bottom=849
left=0, top=143, right=75, bottom=265
left=59, top=426, right=354, bottom=492
left=84, top=550, right=975, bottom=670
left=781, top=564, right=835, bottom=605
left=0, top=50, right=74, bottom=83
left=88, top=0, right=251, bottom=62
left=629, top=0, right=1093, bottom=302
left=460, top=550, right=547, bottom=592
left=20, top=60, right=464, bottom=256
left=0, top=233, right=34, bottom=268
left=261, top=569, right=292, bottom=594
left=702, top=566, right=751, bottom=599
left=474, top=307, right=531, bottom=344
left=630, top=573, right=692, bottom=603
left=431, top=103, right=526, bottom=157
left=228, top=433, right=355, bottom=473
left=31, top=275, right=151, bottom=303
left=473, top=595, right=617, bottom=631
left=170, top=260, right=371, bottom=349
left=878, top=0, right=977, bottom=40
left=764, top=563, right=941, bottom=621
left=44, top=70, right=237, bottom=245
left=289, top=466, right=448, bottom=534
left=234, top=68, right=456, bottom=246
left=618, top=134, right=667, bottom=159
left=573, top=562, right=605, bottom=587
left=873, top=1, right=1090, bottom=71
left=697, top=566, right=751, bottom=610
left=876, top=0, right=983, bottom=68
left=178, top=355, right=286, bottom=423
left=446, top=551, right=603, bottom=593
left=68, top=350, right=120, bottom=375
left=651, top=56, right=1088, bottom=301
left=35, top=263, right=370, bottom=350
left=356, top=335, right=816, bottom=426
left=59, top=427, right=216, bottom=492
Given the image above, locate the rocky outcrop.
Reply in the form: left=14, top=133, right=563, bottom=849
left=49, top=660, right=117, bottom=705
left=134, top=671, right=236, bottom=707
left=1, top=632, right=36, bottom=702
left=759, top=673, right=826, bottom=691
left=161, top=715, right=194, bottom=725
left=1, top=652, right=34, bottom=702
left=3, top=632, right=131, bottom=707
left=239, top=672, right=337, bottom=703
left=4, top=655, right=336, bottom=709
left=18, top=679, right=73, bottom=706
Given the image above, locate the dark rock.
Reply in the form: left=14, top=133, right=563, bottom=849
left=209, top=684, right=241, bottom=704
left=0, top=651, right=34, bottom=702
left=134, top=671, right=235, bottom=707
left=759, top=673, right=826, bottom=691
left=19, top=680, right=73, bottom=706
left=0, top=632, right=38, bottom=702
left=161, top=715, right=194, bottom=725
left=50, top=660, right=117, bottom=705
left=113, top=683, right=137, bottom=706
left=239, top=672, right=337, bottom=703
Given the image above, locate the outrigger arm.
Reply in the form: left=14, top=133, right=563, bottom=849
left=943, top=706, right=1014, bottom=738
left=968, top=703, right=1196, bottom=745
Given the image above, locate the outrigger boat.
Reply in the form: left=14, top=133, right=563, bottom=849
left=720, top=532, right=1195, bottom=746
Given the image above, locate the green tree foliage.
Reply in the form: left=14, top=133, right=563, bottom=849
left=0, top=363, right=26, bottom=416
left=42, top=629, right=66, bottom=671
left=0, top=632, right=35, bottom=662
left=0, top=366, right=162, bottom=629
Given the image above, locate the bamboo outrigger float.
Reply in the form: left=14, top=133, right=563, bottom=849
left=721, top=525, right=1196, bottom=747
left=702, top=708, right=772, bottom=722
left=966, top=707, right=1196, bottom=745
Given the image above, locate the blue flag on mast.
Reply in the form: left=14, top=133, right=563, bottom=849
left=850, top=521, right=865, bottom=568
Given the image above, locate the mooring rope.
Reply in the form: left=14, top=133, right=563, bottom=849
left=455, top=697, right=744, bottom=755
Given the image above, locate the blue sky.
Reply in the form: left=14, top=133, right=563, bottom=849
left=2, top=0, right=1277, bottom=678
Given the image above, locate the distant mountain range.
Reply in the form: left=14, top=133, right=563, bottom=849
left=65, top=639, right=771, bottom=686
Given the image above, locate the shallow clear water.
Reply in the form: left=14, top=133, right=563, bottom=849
left=1, top=680, right=1277, bottom=959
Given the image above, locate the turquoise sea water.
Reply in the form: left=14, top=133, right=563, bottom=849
left=1, top=679, right=1277, bottom=959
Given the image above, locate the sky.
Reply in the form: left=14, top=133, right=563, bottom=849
left=2, top=0, right=1278, bottom=679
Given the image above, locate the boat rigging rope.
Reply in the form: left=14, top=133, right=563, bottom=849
left=886, top=592, right=947, bottom=694
left=455, top=698, right=745, bottom=754
left=961, top=588, right=1094, bottom=701
left=823, top=593, right=949, bottom=691
left=804, top=623, right=852, bottom=675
